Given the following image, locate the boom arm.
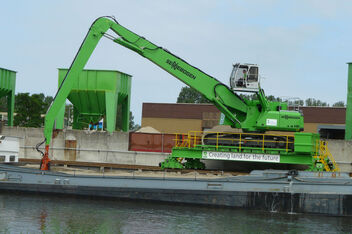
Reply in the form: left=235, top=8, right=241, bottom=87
left=40, top=16, right=303, bottom=170
left=44, top=16, right=249, bottom=145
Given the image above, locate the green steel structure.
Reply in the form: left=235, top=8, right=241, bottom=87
left=42, top=17, right=304, bottom=146
left=160, top=131, right=337, bottom=171
left=0, top=68, right=16, bottom=126
left=55, top=68, right=131, bottom=133
left=38, top=16, right=337, bottom=171
left=345, top=63, right=352, bottom=140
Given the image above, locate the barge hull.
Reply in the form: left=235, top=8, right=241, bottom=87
left=0, top=165, right=351, bottom=216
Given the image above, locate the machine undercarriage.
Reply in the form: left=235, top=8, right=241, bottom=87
left=203, top=132, right=294, bottom=151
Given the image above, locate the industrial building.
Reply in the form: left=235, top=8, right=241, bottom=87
left=141, top=103, right=346, bottom=139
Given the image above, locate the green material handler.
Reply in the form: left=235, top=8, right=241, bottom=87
left=38, top=17, right=328, bottom=171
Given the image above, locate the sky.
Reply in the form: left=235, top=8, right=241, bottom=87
left=1, top=0, right=352, bottom=125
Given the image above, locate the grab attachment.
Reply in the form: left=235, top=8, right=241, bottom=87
left=40, top=145, right=51, bottom=171
left=36, top=139, right=51, bottom=170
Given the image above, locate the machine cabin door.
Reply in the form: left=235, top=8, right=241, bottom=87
left=230, top=63, right=259, bottom=92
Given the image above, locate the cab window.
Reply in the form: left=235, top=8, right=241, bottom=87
left=248, top=67, right=258, bottom=82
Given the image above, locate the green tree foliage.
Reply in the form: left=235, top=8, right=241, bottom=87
left=0, top=97, right=8, bottom=112
left=235, top=94, right=331, bottom=107
left=115, top=103, right=139, bottom=131
left=297, top=100, right=304, bottom=106
left=129, top=111, right=135, bottom=130
left=305, top=98, right=328, bottom=107
left=239, top=93, right=257, bottom=101
left=267, top=95, right=284, bottom=102
left=129, top=112, right=141, bottom=131
left=14, top=93, right=45, bottom=127
left=43, top=95, right=54, bottom=113
left=176, top=86, right=336, bottom=108
left=13, top=93, right=54, bottom=127
left=177, top=86, right=210, bottom=103
left=36, top=93, right=54, bottom=114
left=332, top=101, right=345, bottom=107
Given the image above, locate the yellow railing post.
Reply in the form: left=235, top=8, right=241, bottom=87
left=324, top=141, right=340, bottom=172
left=194, top=131, right=197, bottom=148
left=239, top=133, right=241, bottom=151
left=216, top=132, right=219, bottom=150
left=262, top=135, right=265, bottom=152
left=315, top=139, right=318, bottom=157
left=187, top=132, right=189, bottom=148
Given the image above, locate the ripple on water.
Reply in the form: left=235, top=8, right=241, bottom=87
left=0, top=192, right=350, bottom=234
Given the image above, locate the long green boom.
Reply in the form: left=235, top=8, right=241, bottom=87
left=44, top=16, right=304, bottom=146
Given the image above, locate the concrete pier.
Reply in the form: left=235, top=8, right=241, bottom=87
left=1, top=126, right=351, bottom=172
left=0, top=126, right=168, bottom=167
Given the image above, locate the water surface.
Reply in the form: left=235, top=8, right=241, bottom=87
left=0, top=192, right=350, bottom=233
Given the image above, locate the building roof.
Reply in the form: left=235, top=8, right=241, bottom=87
left=142, top=103, right=346, bottom=124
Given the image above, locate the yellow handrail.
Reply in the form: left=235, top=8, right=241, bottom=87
left=314, top=140, right=340, bottom=172
left=173, top=130, right=294, bottom=151
left=174, top=131, right=339, bottom=172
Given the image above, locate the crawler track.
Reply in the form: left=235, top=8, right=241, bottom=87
left=203, top=133, right=294, bottom=150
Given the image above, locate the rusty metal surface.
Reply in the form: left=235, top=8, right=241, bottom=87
left=129, top=132, right=175, bottom=153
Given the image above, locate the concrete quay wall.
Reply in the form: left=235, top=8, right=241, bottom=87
left=1, top=127, right=351, bottom=172
left=325, top=140, right=352, bottom=172
left=1, top=126, right=168, bottom=167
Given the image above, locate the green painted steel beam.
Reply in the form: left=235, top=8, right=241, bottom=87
left=345, top=63, right=352, bottom=140
left=44, top=18, right=110, bottom=144
left=168, top=132, right=320, bottom=169
left=0, top=68, right=16, bottom=126
left=44, top=16, right=304, bottom=145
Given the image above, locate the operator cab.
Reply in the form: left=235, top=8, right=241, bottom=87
left=230, top=63, right=259, bottom=93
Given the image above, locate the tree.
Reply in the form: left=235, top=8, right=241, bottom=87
left=129, top=111, right=135, bottom=130
left=129, top=113, right=140, bottom=131
left=115, top=103, right=140, bottom=131
left=0, top=97, right=8, bottom=112
left=305, top=98, right=328, bottom=107
left=176, top=86, right=339, bottom=108
left=332, top=101, right=345, bottom=107
left=297, top=100, right=304, bottom=106
left=14, top=93, right=45, bottom=127
left=239, top=93, right=257, bottom=101
left=43, top=95, right=54, bottom=113
left=177, top=86, right=210, bottom=103
left=36, top=93, right=53, bottom=114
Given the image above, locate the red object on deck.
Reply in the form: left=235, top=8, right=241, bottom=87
left=40, top=145, right=51, bottom=170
